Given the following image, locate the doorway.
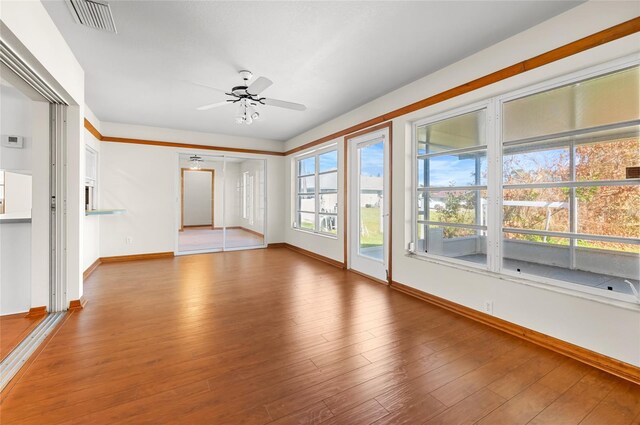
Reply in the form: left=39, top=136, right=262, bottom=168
left=0, top=42, right=68, bottom=389
left=176, top=153, right=266, bottom=254
left=347, top=125, right=391, bottom=282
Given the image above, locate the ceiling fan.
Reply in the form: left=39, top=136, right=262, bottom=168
left=194, top=70, right=306, bottom=125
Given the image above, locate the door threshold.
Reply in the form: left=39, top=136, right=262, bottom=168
left=0, top=312, right=66, bottom=391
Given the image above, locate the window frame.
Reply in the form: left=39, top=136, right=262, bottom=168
left=412, top=100, right=496, bottom=270
left=293, top=144, right=338, bottom=238
left=411, top=56, right=640, bottom=304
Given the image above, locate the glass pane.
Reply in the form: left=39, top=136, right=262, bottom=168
left=428, top=190, right=487, bottom=226
left=417, top=192, right=426, bottom=222
left=427, top=152, right=487, bottom=187
left=575, top=131, right=640, bottom=181
left=297, top=194, right=315, bottom=213
left=576, top=185, right=640, bottom=238
left=297, top=176, right=315, bottom=194
left=224, top=157, right=265, bottom=249
left=319, top=150, right=338, bottom=173
left=297, top=212, right=315, bottom=231
left=503, top=188, right=570, bottom=232
left=359, top=141, right=384, bottom=261
left=503, top=232, right=571, bottom=273
left=319, top=193, right=338, bottom=214
left=417, top=109, right=486, bottom=153
left=298, top=157, right=315, bottom=176
left=319, top=172, right=337, bottom=193
left=179, top=163, right=223, bottom=252
left=319, top=215, right=337, bottom=235
left=503, top=232, right=639, bottom=295
left=503, top=142, right=570, bottom=184
left=503, top=66, right=640, bottom=142
left=426, top=225, right=486, bottom=265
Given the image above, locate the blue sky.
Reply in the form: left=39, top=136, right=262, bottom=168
left=360, top=142, right=384, bottom=177
left=421, top=155, right=486, bottom=186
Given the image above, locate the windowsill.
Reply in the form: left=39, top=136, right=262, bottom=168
left=405, top=252, right=640, bottom=311
left=291, top=227, right=338, bottom=240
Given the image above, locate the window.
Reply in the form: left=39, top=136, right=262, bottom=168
left=413, top=61, right=640, bottom=300
left=85, top=146, right=98, bottom=211
left=295, top=147, right=338, bottom=236
left=501, top=66, right=639, bottom=293
left=415, top=107, right=489, bottom=265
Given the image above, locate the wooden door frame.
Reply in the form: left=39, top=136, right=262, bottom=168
left=343, top=121, right=393, bottom=284
left=180, top=168, right=215, bottom=231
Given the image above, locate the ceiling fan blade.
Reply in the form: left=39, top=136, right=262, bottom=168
left=185, top=80, right=228, bottom=94
left=263, top=98, right=306, bottom=111
left=196, top=100, right=231, bottom=111
left=247, top=76, right=273, bottom=95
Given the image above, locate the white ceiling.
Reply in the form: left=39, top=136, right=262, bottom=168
left=43, top=1, right=581, bottom=142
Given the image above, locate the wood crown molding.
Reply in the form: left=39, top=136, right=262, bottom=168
left=269, top=243, right=345, bottom=269
left=68, top=296, right=88, bottom=310
left=390, top=281, right=640, bottom=385
left=83, top=119, right=284, bottom=156
left=83, top=258, right=101, bottom=281
left=25, top=306, right=47, bottom=318
left=99, top=252, right=175, bottom=263
left=84, top=118, right=103, bottom=140
left=283, top=17, right=640, bottom=156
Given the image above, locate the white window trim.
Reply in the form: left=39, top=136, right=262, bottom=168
left=410, top=56, right=640, bottom=305
left=412, top=99, right=495, bottom=271
left=293, top=143, right=338, bottom=238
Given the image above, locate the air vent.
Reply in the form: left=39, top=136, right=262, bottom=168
left=65, top=0, right=117, bottom=33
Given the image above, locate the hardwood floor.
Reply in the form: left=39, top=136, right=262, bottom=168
left=0, top=313, right=44, bottom=361
left=1, top=247, right=638, bottom=424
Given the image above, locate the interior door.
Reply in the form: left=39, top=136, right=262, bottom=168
left=349, top=128, right=389, bottom=281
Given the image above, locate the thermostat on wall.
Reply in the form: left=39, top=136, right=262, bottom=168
left=2, top=135, right=24, bottom=149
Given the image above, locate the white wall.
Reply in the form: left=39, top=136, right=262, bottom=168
left=283, top=2, right=640, bottom=366
left=4, top=172, right=31, bottom=214
left=1, top=222, right=31, bottom=314
left=99, top=122, right=284, bottom=257
left=82, top=106, right=101, bottom=271
left=1, top=84, right=33, bottom=172
left=285, top=139, right=344, bottom=262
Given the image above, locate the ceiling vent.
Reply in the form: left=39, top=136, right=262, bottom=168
left=65, top=0, right=117, bottom=33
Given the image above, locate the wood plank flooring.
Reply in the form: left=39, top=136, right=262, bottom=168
left=1, top=247, right=638, bottom=424
left=0, top=313, right=44, bottom=361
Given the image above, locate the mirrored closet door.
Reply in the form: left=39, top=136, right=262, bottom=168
left=177, top=154, right=266, bottom=254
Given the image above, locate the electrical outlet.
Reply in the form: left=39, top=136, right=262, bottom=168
left=125, top=236, right=133, bottom=245
left=483, top=300, right=493, bottom=315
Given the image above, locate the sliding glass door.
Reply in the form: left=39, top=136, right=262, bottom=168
left=177, top=154, right=266, bottom=254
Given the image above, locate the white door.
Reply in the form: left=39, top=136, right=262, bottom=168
left=349, top=128, right=389, bottom=282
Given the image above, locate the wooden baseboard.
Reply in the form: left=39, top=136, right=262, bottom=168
left=68, top=296, right=88, bottom=310
left=25, top=306, right=47, bottom=318
left=349, top=268, right=389, bottom=286
left=276, top=243, right=345, bottom=269
left=267, top=243, right=287, bottom=248
left=100, top=252, right=174, bottom=263
left=83, top=258, right=101, bottom=280
left=390, top=281, right=640, bottom=385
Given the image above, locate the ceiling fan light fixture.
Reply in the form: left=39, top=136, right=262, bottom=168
left=189, top=155, right=203, bottom=170
left=194, top=70, right=306, bottom=124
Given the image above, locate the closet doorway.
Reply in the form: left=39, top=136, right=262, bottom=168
left=176, top=153, right=266, bottom=254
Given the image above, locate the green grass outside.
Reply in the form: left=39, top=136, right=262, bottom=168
left=360, top=207, right=383, bottom=248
